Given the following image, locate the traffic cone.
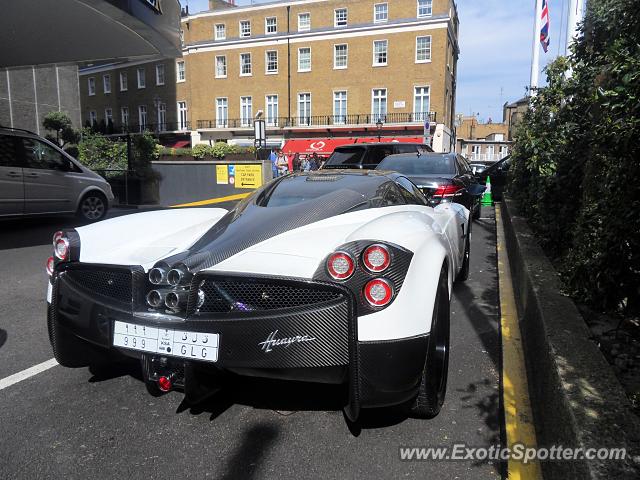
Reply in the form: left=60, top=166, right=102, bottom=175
left=481, top=176, right=493, bottom=206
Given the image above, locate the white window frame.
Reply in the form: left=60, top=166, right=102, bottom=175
left=298, top=12, right=310, bottom=32
left=104, top=108, right=113, bottom=125
left=298, top=47, right=311, bottom=72
left=417, top=0, right=433, bottom=18
left=239, top=20, right=251, bottom=38
left=120, top=106, right=129, bottom=126
left=215, top=23, right=226, bottom=40
left=138, top=105, right=147, bottom=131
left=265, top=50, right=278, bottom=74
left=88, top=77, right=96, bottom=96
left=177, top=101, right=188, bottom=131
left=416, top=36, right=432, bottom=63
left=333, top=90, right=348, bottom=125
left=216, top=97, right=228, bottom=128
left=298, top=92, right=312, bottom=125
left=374, top=3, right=388, bottom=23
left=137, top=68, right=146, bottom=89
left=371, top=88, right=387, bottom=121
left=103, top=74, right=111, bottom=94
left=334, top=44, right=348, bottom=69
left=119, top=72, right=128, bottom=91
left=500, top=145, right=509, bottom=158
left=240, top=96, right=253, bottom=127
left=176, top=60, right=185, bottom=82
left=215, top=56, right=227, bottom=78
left=240, top=53, right=252, bottom=76
left=265, top=16, right=277, bottom=35
left=157, top=102, right=166, bottom=131
left=373, top=39, right=388, bottom=66
left=334, top=8, right=348, bottom=27
left=89, top=110, right=97, bottom=125
left=413, top=85, right=431, bottom=122
left=155, top=64, right=165, bottom=86
left=265, top=94, right=279, bottom=126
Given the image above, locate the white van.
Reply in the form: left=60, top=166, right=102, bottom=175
left=0, top=127, right=114, bottom=222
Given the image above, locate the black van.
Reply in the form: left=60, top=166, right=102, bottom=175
left=323, top=142, right=433, bottom=170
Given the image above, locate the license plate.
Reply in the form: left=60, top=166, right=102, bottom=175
left=113, top=321, right=219, bottom=363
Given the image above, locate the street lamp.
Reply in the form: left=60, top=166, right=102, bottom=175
left=376, top=118, right=383, bottom=142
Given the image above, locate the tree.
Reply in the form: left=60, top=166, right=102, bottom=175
left=42, top=111, right=80, bottom=147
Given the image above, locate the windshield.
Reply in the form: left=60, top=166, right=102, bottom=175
left=259, top=175, right=357, bottom=207
left=378, top=155, right=457, bottom=175
left=324, top=147, right=365, bottom=167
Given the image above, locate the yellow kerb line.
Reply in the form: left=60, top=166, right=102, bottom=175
left=170, top=192, right=251, bottom=208
left=496, top=204, right=543, bottom=480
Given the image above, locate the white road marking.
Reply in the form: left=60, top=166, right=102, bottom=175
left=0, top=358, right=59, bottom=391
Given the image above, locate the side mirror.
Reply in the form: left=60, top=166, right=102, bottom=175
left=468, top=183, right=486, bottom=196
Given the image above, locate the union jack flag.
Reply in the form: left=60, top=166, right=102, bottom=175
left=540, top=0, right=551, bottom=52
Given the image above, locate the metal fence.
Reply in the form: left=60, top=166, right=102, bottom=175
left=87, top=121, right=191, bottom=135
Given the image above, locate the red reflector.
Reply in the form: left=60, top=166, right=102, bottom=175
left=52, top=231, right=64, bottom=247
left=363, top=278, right=394, bottom=307
left=327, top=252, right=355, bottom=280
left=46, top=256, right=55, bottom=276
left=362, top=244, right=391, bottom=273
left=158, top=376, right=172, bottom=392
left=433, top=184, right=464, bottom=197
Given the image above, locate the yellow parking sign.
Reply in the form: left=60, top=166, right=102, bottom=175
left=216, top=165, right=229, bottom=184
left=235, top=164, right=263, bottom=189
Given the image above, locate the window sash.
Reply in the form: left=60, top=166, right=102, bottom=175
left=418, top=0, right=433, bottom=17
left=266, top=51, right=278, bottom=73
left=266, top=17, right=277, bottom=34
left=216, top=98, right=228, bottom=127
left=240, top=54, right=252, bottom=75
left=120, top=72, right=128, bottom=91
left=372, top=89, right=387, bottom=120
left=335, top=8, right=347, bottom=26
left=215, top=56, right=227, bottom=77
left=298, top=13, right=310, bottom=31
left=266, top=95, right=278, bottom=126
left=416, top=36, right=432, bottom=62
left=373, top=40, right=388, bottom=65
left=298, top=48, right=311, bottom=71
left=374, top=3, right=388, bottom=22
left=215, top=24, right=226, bottom=40
left=240, top=21, right=251, bottom=37
left=240, top=97, right=252, bottom=126
left=334, top=44, right=348, bottom=68
left=137, top=69, right=145, bottom=88
left=333, top=91, right=347, bottom=123
left=156, top=65, right=165, bottom=85
left=298, top=93, right=311, bottom=124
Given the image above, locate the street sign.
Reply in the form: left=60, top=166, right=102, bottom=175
left=216, top=165, right=228, bottom=184
left=235, top=164, right=263, bottom=189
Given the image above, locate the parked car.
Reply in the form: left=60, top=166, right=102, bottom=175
left=47, top=170, right=475, bottom=421
left=323, top=142, right=433, bottom=170
left=469, top=163, right=488, bottom=176
left=0, top=127, right=114, bottom=222
left=476, top=155, right=511, bottom=201
left=377, top=152, right=484, bottom=220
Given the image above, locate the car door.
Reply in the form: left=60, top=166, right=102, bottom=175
left=20, top=137, right=77, bottom=214
left=0, top=134, right=24, bottom=216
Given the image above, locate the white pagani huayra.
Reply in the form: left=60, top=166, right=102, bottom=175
left=47, top=170, right=481, bottom=421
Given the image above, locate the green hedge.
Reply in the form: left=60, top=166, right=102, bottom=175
left=510, top=0, right=640, bottom=314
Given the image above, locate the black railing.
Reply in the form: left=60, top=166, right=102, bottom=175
left=196, top=112, right=437, bottom=130
left=85, top=121, right=191, bottom=135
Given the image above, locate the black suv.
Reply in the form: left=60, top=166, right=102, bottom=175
left=323, top=142, right=433, bottom=170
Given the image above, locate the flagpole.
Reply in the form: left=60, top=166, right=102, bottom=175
left=530, top=0, right=543, bottom=96
left=566, top=0, right=584, bottom=54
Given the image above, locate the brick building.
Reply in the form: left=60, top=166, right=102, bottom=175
left=455, top=115, right=512, bottom=163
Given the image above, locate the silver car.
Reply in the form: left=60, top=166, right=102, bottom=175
left=0, top=127, right=114, bottom=222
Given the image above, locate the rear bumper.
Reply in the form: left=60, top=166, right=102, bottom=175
left=48, top=267, right=428, bottom=414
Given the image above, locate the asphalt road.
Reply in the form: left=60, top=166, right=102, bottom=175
left=0, top=207, right=502, bottom=479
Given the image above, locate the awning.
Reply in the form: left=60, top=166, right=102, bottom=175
left=282, top=138, right=358, bottom=155
left=166, top=140, right=191, bottom=149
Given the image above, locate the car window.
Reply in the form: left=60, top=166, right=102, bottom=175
left=377, top=155, right=457, bottom=175
left=324, top=147, right=365, bottom=168
left=22, top=138, right=69, bottom=171
left=0, top=135, right=20, bottom=168
left=363, top=146, right=395, bottom=168
left=378, top=181, right=405, bottom=206
left=394, top=144, right=419, bottom=154
left=396, top=176, right=428, bottom=205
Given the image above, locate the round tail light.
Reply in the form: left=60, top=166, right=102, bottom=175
left=46, top=256, right=55, bottom=276
left=362, top=244, right=391, bottom=273
left=54, top=237, right=69, bottom=261
left=52, top=231, right=64, bottom=247
left=157, top=376, right=173, bottom=392
left=364, top=278, right=394, bottom=307
left=327, top=252, right=355, bottom=280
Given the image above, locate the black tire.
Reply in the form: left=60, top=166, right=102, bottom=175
left=77, top=191, right=108, bottom=222
left=409, top=264, right=450, bottom=418
left=456, top=222, right=471, bottom=282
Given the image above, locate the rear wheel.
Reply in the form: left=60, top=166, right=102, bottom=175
left=77, top=191, right=108, bottom=222
left=409, top=264, right=450, bottom=418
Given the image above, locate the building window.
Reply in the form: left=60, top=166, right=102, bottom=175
left=298, top=47, right=311, bottom=72
left=334, top=8, right=348, bottom=27
left=89, top=110, right=97, bottom=125
left=416, top=36, right=432, bottom=62
left=374, top=3, right=388, bottom=23
left=155, top=64, right=165, bottom=85
left=500, top=145, right=509, bottom=158
left=215, top=23, right=226, bottom=40
left=266, top=95, right=278, bottom=126
left=240, top=96, right=252, bottom=127
left=216, top=98, right=228, bottom=127
left=157, top=103, right=166, bottom=131
left=104, top=108, right=113, bottom=126
left=138, top=105, right=147, bottom=131
left=413, top=86, right=430, bottom=121
left=298, top=93, right=311, bottom=125
left=265, top=17, right=277, bottom=34
left=333, top=91, right=347, bottom=124
left=103, top=74, right=111, bottom=94
left=265, top=51, right=278, bottom=74
left=121, top=107, right=129, bottom=126
left=88, top=77, right=96, bottom=96
left=372, top=88, right=387, bottom=121
left=176, top=60, right=185, bottom=82
left=373, top=40, right=388, bottom=66
left=215, top=56, right=227, bottom=78
left=298, top=12, right=310, bottom=31
left=178, top=101, right=188, bottom=131
left=137, top=68, right=146, bottom=88
left=119, top=72, right=128, bottom=91
left=240, top=53, right=252, bottom=76
left=417, top=0, right=433, bottom=17
left=240, top=20, right=251, bottom=37
left=334, top=44, right=348, bottom=69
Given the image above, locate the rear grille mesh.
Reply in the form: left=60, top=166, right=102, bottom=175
left=189, top=277, right=344, bottom=315
left=63, top=267, right=132, bottom=304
